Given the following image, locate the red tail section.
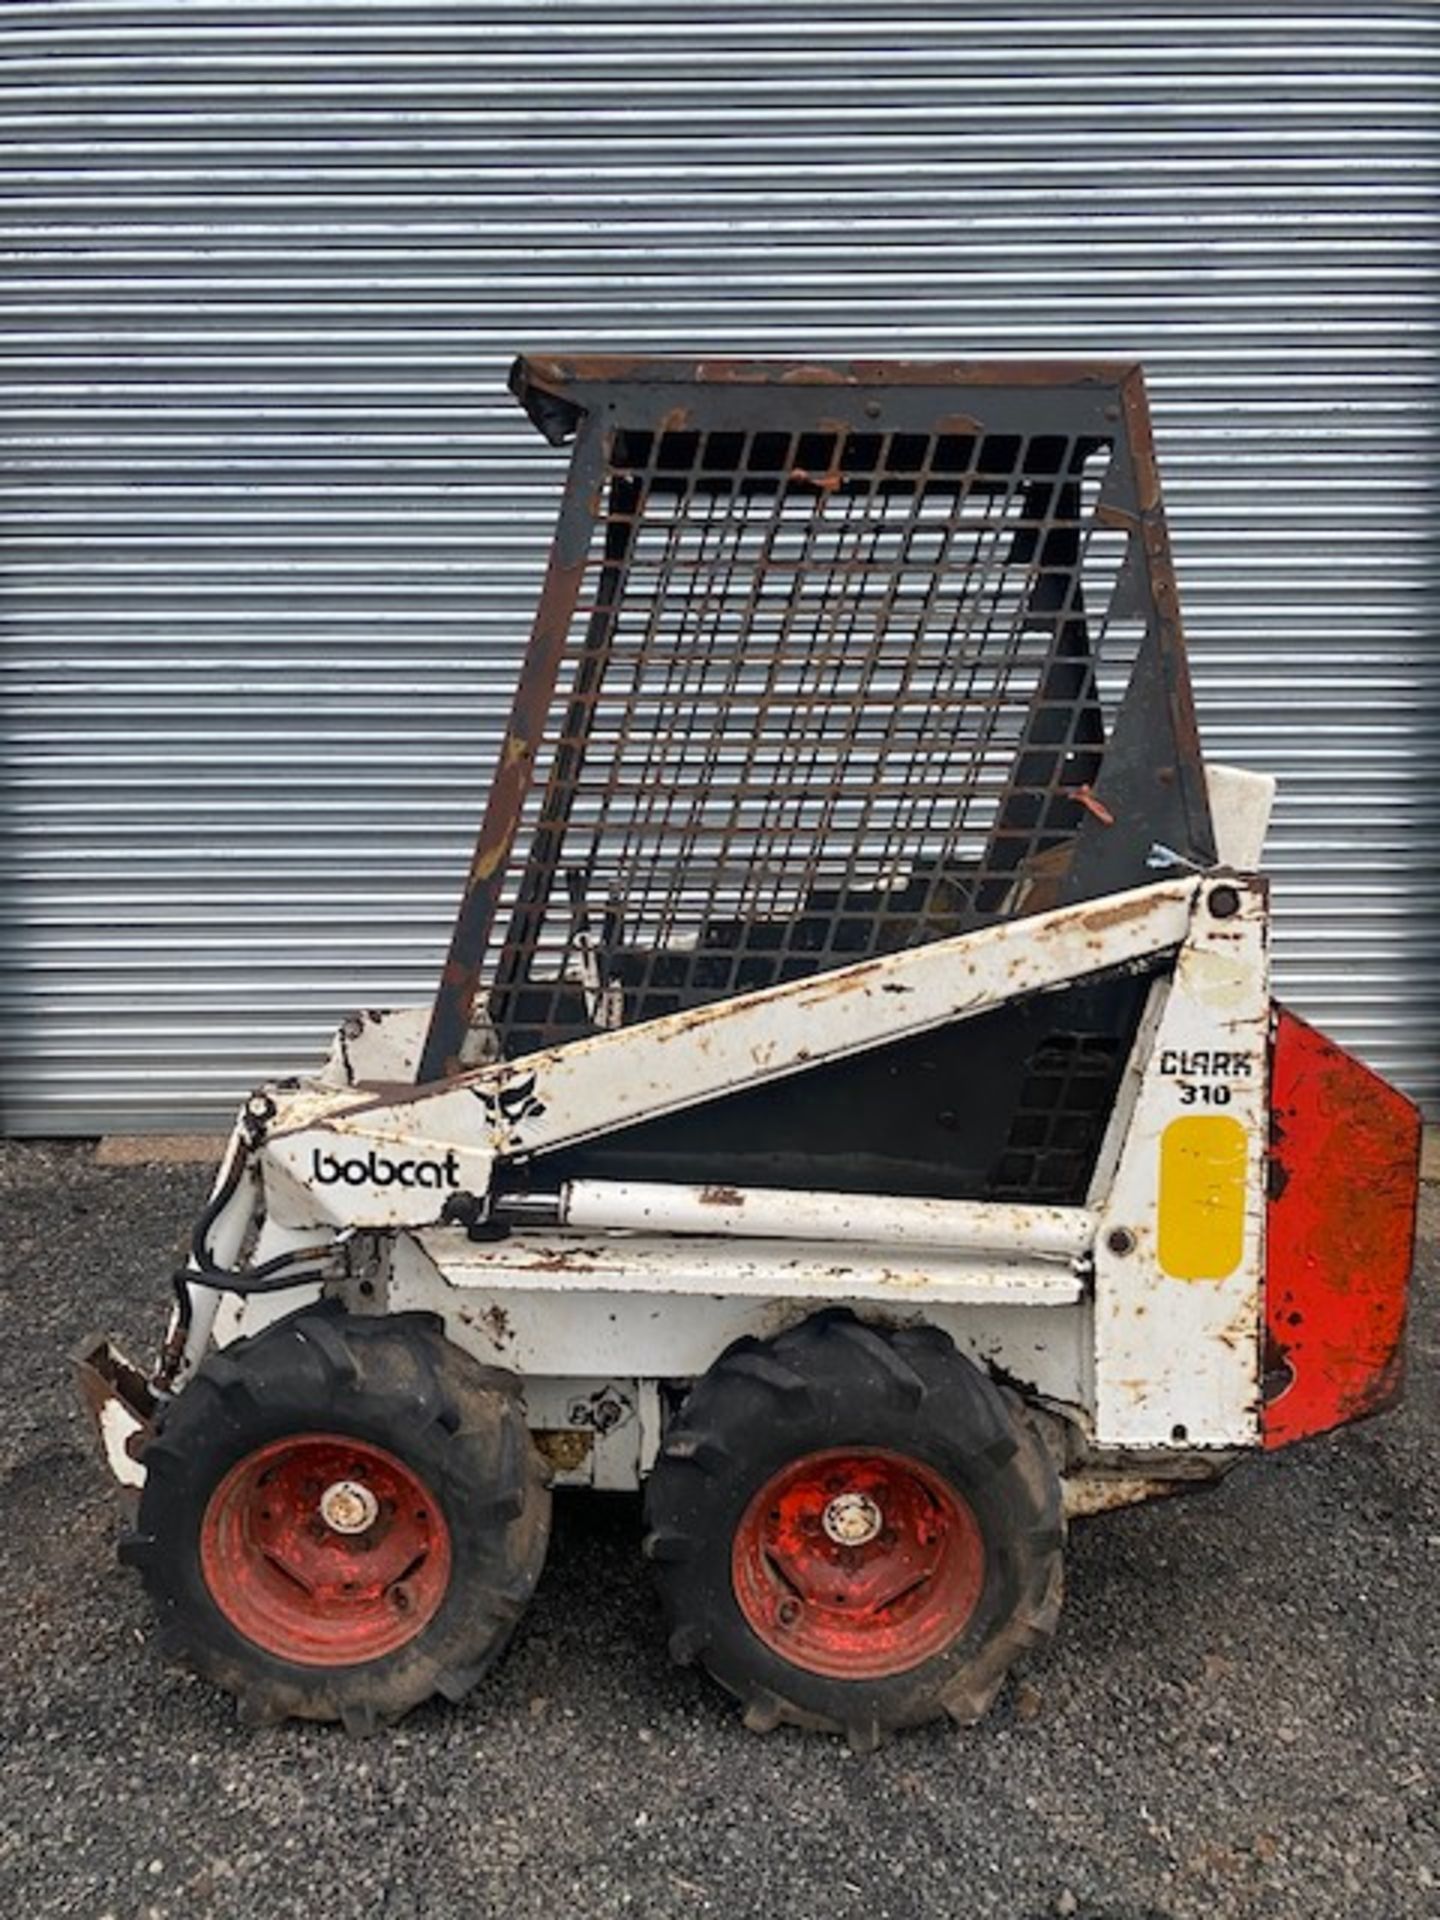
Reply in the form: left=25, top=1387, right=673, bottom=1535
left=1263, top=1009, right=1421, bottom=1448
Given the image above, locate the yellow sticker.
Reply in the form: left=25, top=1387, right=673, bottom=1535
left=1158, top=1114, right=1248, bottom=1280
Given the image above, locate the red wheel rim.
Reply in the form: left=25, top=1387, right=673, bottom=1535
left=731, top=1447, right=985, bottom=1679
left=199, top=1433, right=452, bottom=1666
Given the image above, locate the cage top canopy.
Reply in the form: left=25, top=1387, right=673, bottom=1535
left=419, top=355, right=1213, bottom=1083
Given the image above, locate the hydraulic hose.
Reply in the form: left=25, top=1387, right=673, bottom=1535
left=158, top=1122, right=349, bottom=1390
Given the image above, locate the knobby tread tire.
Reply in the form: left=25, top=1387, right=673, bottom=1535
left=124, top=1303, right=550, bottom=1730
left=643, top=1310, right=1064, bottom=1748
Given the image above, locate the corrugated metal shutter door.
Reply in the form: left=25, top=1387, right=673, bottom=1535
left=2, top=2, right=1436, bottom=1132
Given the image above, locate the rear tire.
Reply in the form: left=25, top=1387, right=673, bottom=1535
left=644, top=1310, right=1063, bottom=1749
left=123, top=1304, right=550, bottom=1731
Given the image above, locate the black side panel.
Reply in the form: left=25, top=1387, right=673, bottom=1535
left=532, top=972, right=1154, bottom=1205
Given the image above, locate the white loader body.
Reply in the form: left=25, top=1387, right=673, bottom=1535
left=151, top=848, right=1272, bottom=1510
left=76, top=355, right=1419, bottom=1745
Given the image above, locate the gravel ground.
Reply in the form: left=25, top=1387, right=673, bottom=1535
left=0, top=1138, right=1435, bottom=1920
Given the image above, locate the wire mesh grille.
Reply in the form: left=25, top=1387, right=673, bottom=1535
left=491, top=421, right=1142, bottom=1053
left=989, top=1030, right=1128, bottom=1201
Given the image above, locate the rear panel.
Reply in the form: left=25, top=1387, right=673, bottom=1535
left=1263, top=1008, right=1421, bottom=1447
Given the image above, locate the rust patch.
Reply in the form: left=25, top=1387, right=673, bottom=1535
left=72, top=1335, right=156, bottom=1495
left=532, top=1429, right=594, bottom=1474
left=479, top=1303, right=512, bottom=1348
left=1063, top=1474, right=1196, bottom=1518
left=792, top=959, right=886, bottom=1007
left=524, top=1245, right=606, bottom=1274
left=518, top=354, right=1140, bottom=393
left=73, top=1337, right=156, bottom=1446
left=1073, top=893, right=1161, bottom=937
left=698, top=1185, right=744, bottom=1208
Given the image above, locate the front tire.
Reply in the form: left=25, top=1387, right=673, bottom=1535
left=644, top=1311, right=1063, bottom=1748
left=123, top=1304, right=550, bottom=1731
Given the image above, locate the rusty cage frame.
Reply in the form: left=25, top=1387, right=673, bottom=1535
left=420, top=357, right=1213, bottom=1082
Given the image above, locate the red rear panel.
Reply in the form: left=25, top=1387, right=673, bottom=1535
left=1263, top=1008, right=1421, bottom=1448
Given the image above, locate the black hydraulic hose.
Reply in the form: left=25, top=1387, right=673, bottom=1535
left=157, top=1122, right=347, bottom=1390
left=185, top=1132, right=252, bottom=1269
left=186, top=1119, right=346, bottom=1290
left=180, top=1247, right=344, bottom=1295
left=162, top=1134, right=255, bottom=1368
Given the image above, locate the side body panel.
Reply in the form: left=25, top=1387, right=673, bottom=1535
left=122, top=882, right=1421, bottom=1505
left=1092, top=876, right=1270, bottom=1448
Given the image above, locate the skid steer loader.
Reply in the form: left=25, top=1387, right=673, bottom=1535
left=78, top=357, right=1421, bottom=1747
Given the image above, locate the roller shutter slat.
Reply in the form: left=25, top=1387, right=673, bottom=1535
left=2, top=1, right=1436, bottom=1128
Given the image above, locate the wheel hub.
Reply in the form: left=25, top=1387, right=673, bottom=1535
left=821, top=1490, right=883, bottom=1546
left=319, top=1478, right=379, bottom=1535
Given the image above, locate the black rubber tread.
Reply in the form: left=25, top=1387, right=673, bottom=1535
left=125, top=1302, right=551, bottom=1731
left=643, top=1310, right=1064, bottom=1748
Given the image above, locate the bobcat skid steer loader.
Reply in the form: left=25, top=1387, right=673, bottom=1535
left=78, top=357, right=1422, bottom=1748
